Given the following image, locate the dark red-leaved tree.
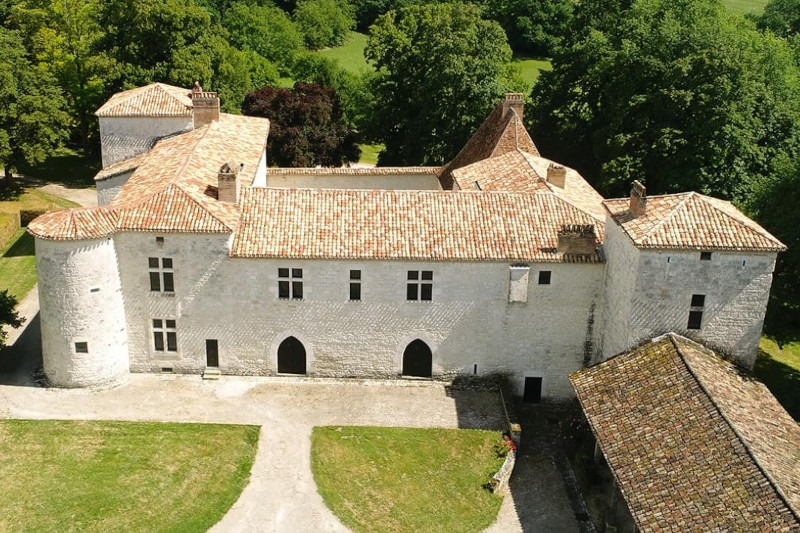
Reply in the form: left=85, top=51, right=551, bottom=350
left=242, top=82, right=360, bottom=167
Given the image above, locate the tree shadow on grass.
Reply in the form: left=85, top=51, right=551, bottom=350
left=754, top=348, right=800, bottom=421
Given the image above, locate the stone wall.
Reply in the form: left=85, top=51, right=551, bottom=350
left=113, top=232, right=604, bottom=398
left=600, top=215, right=777, bottom=368
left=96, top=170, right=135, bottom=206
left=99, top=116, right=193, bottom=168
left=36, top=237, right=129, bottom=387
left=265, top=171, right=442, bottom=190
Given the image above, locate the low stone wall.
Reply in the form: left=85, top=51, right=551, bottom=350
left=489, top=449, right=516, bottom=494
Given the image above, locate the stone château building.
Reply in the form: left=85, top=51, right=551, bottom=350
left=28, top=83, right=786, bottom=399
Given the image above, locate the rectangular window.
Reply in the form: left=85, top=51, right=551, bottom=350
left=152, top=319, right=177, bottom=352
left=407, top=270, right=433, bottom=301
left=149, top=257, right=174, bottom=293
left=538, top=270, right=552, bottom=285
left=687, top=294, right=705, bottom=330
left=278, top=268, right=303, bottom=299
left=349, top=270, right=361, bottom=301
left=700, top=251, right=712, bottom=261
left=75, top=342, right=88, bottom=353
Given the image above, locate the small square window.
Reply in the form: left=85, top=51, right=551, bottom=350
left=162, top=258, right=172, bottom=268
left=700, top=252, right=712, bottom=261
left=408, top=271, right=419, bottom=280
left=166, top=319, right=176, bottom=328
left=421, top=270, right=433, bottom=280
left=691, top=294, right=705, bottom=307
left=350, top=270, right=361, bottom=280
left=153, top=319, right=162, bottom=328
left=75, top=342, right=88, bottom=353
left=278, top=268, right=289, bottom=278
left=292, top=268, right=303, bottom=278
left=538, top=271, right=552, bottom=285
left=148, top=257, right=159, bottom=268
left=155, top=236, right=165, bottom=245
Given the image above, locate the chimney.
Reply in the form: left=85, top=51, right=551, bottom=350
left=191, top=81, right=220, bottom=128
left=218, top=161, right=240, bottom=204
left=557, top=224, right=597, bottom=256
left=547, top=163, right=567, bottom=189
left=502, top=93, right=525, bottom=120
left=629, top=180, right=647, bottom=217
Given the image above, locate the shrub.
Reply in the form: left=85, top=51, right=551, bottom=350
left=294, top=0, right=355, bottom=50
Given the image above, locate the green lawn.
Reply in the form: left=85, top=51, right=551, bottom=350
left=755, top=337, right=800, bottom=420
left=318, top=31, right=371, bottom=74
left=723, top=0, right=769, bottom=14
left=15, top=147, right=101, bottom=188
left=513, top=56, right=553, bottom=91
left=358, top=143, right=383, bottom=165
left=312, top=426, right=505, bottom=533
left=0, top=419, right=259, bottom=533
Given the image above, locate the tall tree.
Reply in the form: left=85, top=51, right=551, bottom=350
left=528, top=0, right=800, bottom=201
left=749, top=157, right=800, bottom=344
left=0, top=290, right=24, bottom=349
left=759, top=0, right=800, bottom=37
left=242, top=82, right=360, bottom=166
left=294, top=0, right=355, bottom=50
left=223, top=1, right=303, bottom=73
left=365, top=3, right=523, bottom=165
left=485, top=0, right=574, bottom=57
left=0, top=27, right=70, bottom=183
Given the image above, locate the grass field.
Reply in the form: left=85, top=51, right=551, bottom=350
left=755, top=337, right=800, bottom=420
left=0, top=188, right=77, bottom=301
left=723, top=0, right=769, bottom=14
left=0, top=419, right=259, bottom=533
left=312, top=426, right=505, bottom=533
left=513, top=56, right=553, bottom=91
left=357, top=143, right=383, bottom=165
left=318, top=32, right=371, bottom=74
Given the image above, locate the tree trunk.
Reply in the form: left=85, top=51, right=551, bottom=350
left=2, top=165, right=12, bottom=188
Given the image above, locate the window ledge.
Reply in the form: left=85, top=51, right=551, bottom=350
left=150, top=292, right=176, bottom=297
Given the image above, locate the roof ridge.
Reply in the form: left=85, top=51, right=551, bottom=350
left=637, top=192, right=696, bottom=246
left=695, top=193, right=785, bottom=249
left=669, top=334, right=800, bottom=523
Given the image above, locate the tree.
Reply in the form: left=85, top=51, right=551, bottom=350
left=749, top=157, right=800, bottom=344
left=485, top=0, right=574, bottom=57
left=223, top=1, right=304, bottom=73
left=759, top=0, right=800, bottom=37
left=528, top=0, right=800, bottom=202
left=0, top=27, right=70, bottom=183
left=241, top=82, right=360, bottom=166
left=294, top=0, right=355, bottom=50
left=0, top=290, right=24, bottom=349
left=365, top=3, right=524, bottom=165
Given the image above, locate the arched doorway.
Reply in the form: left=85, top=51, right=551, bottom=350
left=277, top=336, right=306, bottom=374
left=402, top=339, right=432, bottom=377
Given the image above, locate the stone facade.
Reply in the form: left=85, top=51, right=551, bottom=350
left=99, top=116, right=193, bottom=168
left=599, top=218, right=776, bottom=367
left=266, top=171, right=442, bottom=190
left=97, top=170, right=135, bottom=206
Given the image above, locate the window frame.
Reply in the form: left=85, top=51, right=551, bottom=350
left=407, top=270, right=433, bottom=301
left=148, top=257, right=174, bottom=293
left=687, top=293, right=706, bottom=330
left=349, top=270, right=361, bottom=301
left=538, top=270, right=552, bottom=285
left=278, top=268, right=303, bottom=300
left=152, top=318, right=178, bottom=353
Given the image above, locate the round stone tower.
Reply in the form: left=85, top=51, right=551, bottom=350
left=29, top=209, right=128, bottom=387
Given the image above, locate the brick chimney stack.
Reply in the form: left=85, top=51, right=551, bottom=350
left=502, top=93, right=525, bottom=120
left=547, top=163, right=567, bottom=189
left=218, top=161, right=240, bottom=204
left=557, top=224, right=597, bottom=256
left=191, top=81, right=220, bottom=128
left=629, top=180, right=647, bottom=217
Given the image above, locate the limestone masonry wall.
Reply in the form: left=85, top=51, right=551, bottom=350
left=99, top=116, right=193, bottom=168
left=97, top=170, right=135, bottom=206
left=114, top=232, right=604, bottom=398
left=36, top=238, right=129, bottom=387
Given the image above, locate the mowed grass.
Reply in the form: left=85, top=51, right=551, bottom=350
left=723, top=0, right=769, bottom=14
left=513, top=56, right=553, bottom=91
left=358, top=143, right=383, bottom=165
left=755, top=337, right=800, bottom=420
left=312, top=426, right=505, bottom=533
left=0, top=188, right=77, bottom=300
left=318, top=31, right=371, bottom=74
left=0, top=420, right=259, bottom=533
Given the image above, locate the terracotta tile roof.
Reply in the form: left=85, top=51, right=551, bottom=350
left=231, top=188, right=601, bottom=262
left=439, top=99, right=539, bottom=190
left=28, top=207, right=118, bottom=241
left=267, top=167, right=442, bottom=176
left=94, top=152, right=148, bottom=181
left=570, top=334, right=800, bottom=532
left=451, top=150, right=606, bottom=221
left=604, top=192, right=786, bottom=252
left=95, top=83, right=193, bottom=117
